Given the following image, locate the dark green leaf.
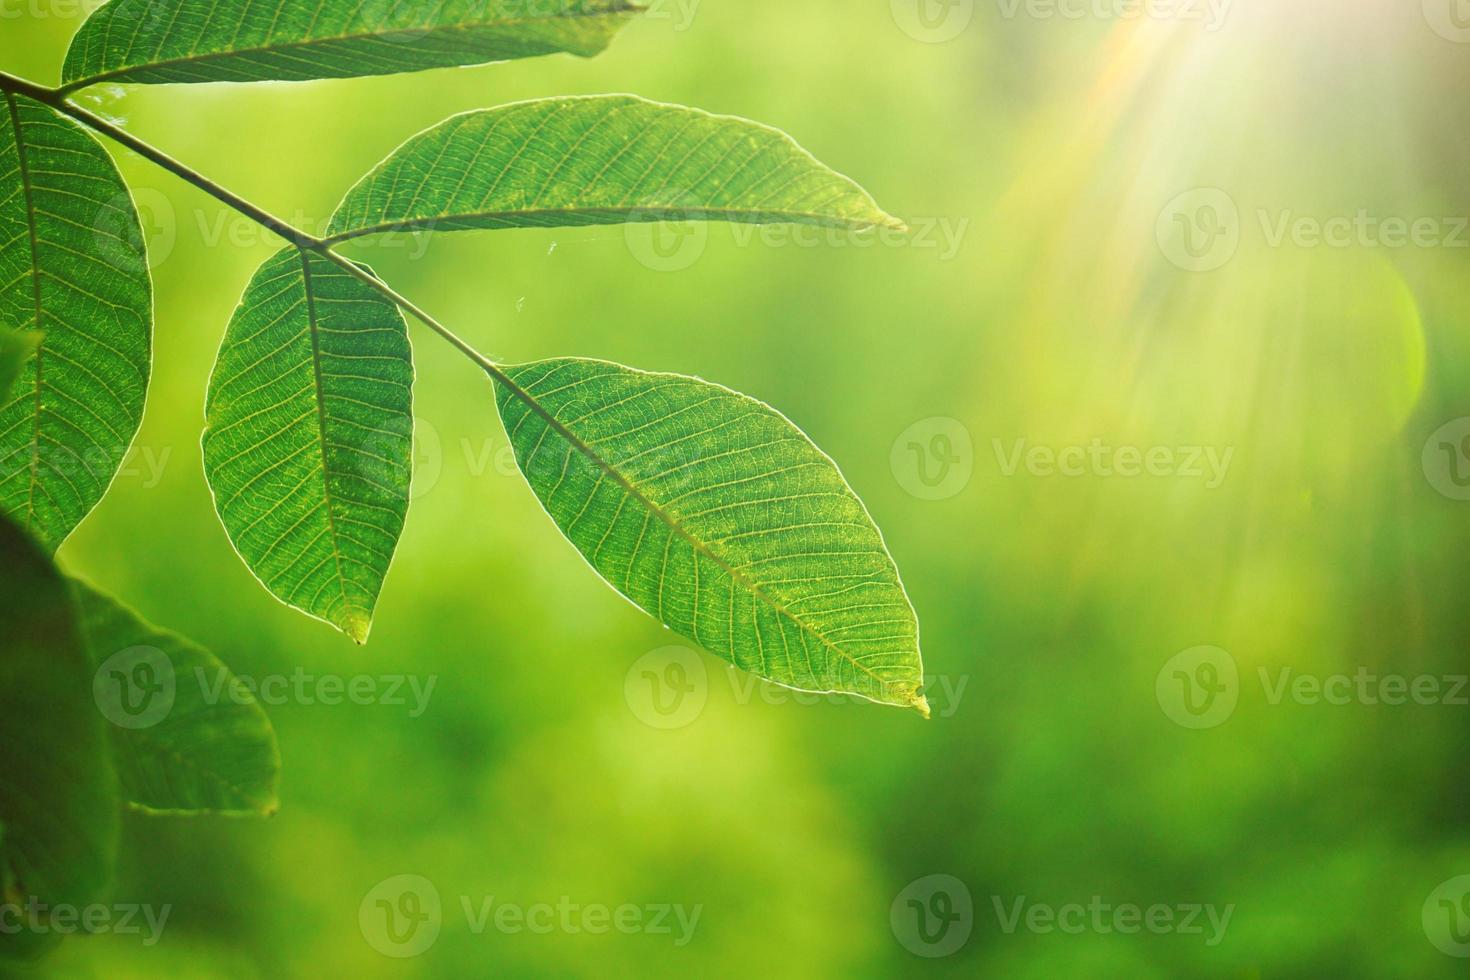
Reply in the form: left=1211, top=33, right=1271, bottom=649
left=494, top=358, right=927, bottom=715
left=326, top=95, right=904, bottom=242
left=0, top=516, right=118, bottom=962
left=74, top=580, right=281, bottom=816
left=0, top=94, right=152, bottom=552
left=63, top=0, right=640, bottom=88
left=202, top=248, right=413, bottom=642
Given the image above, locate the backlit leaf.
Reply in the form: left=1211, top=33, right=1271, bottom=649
left=494, top=358, right=927, bottom=715
left=0, top=94, right=152, bottom=551
left=326, top=95, right=905, bottom=242
left=74, top=580, right=281, bottom=816
left=62, top=0, right=640, bottom=88
left=202, top=248, right=413, bottom=642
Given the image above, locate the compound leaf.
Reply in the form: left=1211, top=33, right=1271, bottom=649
left=0, top=93, right=152, bottom=552
left=493, top=358, right=927, bottom=715
left=326, top=95, right=904, bottom=242
left=63, top=0, right=640, bottom=88
left=74, top=580, right=281, bottom=817
left=203, top=248, right=412, bottom=643
left=0, top=516, right=118, bottom=963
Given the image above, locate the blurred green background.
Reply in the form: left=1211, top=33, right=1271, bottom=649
left=6, top=0, right=1470, bottom=975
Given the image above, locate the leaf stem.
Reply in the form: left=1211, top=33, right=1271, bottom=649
left=0, top=69, right=510, bottom=381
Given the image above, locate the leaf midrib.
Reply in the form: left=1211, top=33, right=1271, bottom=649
left=63, top=7, right=639, bottom=90
left=325, top=205, right=906, bottom=245
left=297, top=251, right=356, bottom=637
left=496, top=367, right=910, bottom=699
left=4, top=93, right=45, bottom=533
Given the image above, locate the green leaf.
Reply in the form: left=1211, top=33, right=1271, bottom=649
left=62, top=0, right=640, bottom=89
left=203, top=248, right=412, bottom=642
left=73, top=580, right=281, bottom=817
left=493, top=358, right=927, bottom=715
left=0, top=329, right=40, bottom=402
left=326, top=95, right=905, bottom=242
left=0, top=515, right=118, bottom=962
left=0, top=93, right=152, bottom=552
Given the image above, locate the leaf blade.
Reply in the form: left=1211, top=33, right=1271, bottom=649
left=0, top=330, right=41, bottom=402
left=63, top=0, right=640, bottom=88
left=73, top=580, right=281, bottom=817
left=0, top=516, right=118, bottom=962
left=327, top=95, right=904, bottom=241
left=493, top=358, right=926, bottom=714
left=0, top=93, right=152, bottom=551
left=202, top=248, right=413, bottom=642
